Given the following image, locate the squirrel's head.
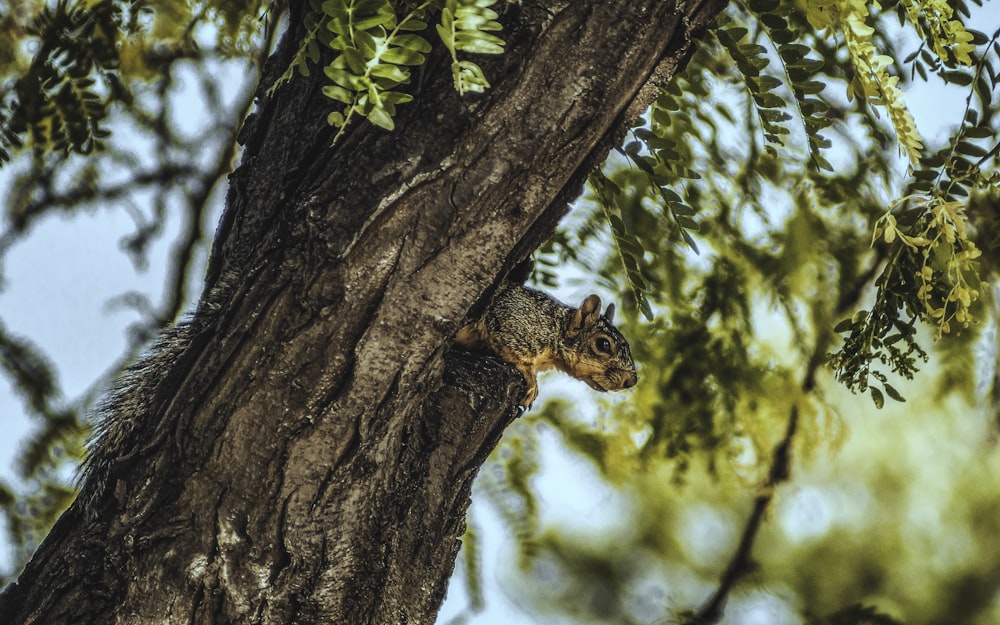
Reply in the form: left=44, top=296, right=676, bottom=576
left=564, top=294, right=638, bottom=393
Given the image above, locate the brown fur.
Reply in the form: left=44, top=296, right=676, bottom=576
left=456, top=284, right=638, bottom=406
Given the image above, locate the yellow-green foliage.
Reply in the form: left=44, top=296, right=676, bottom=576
left=0, top=0, right=507, bottom=159
left=470, top=3, right=999, bottom=622
left=268, top=0, right=505, bottom=142
left=808, top=0, right=926, bottom=163
left=0, top=0, right=270, bottom=162
left=899, top=0, right=975, bottom=65
left=874, top=195, right=984, bottom=338
left=2, top=0, right=1000, bottom=621
left=805, top=0, right=975, bottom=166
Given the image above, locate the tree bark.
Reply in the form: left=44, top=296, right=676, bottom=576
left=1, top=1, right=725, bottom=623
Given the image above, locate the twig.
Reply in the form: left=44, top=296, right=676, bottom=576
left=682, top=374, right=806, bottom=625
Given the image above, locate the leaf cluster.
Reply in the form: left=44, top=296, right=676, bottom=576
left=893, top=0, right=977, bottom=68
left=628, top=83, right=704, bottom=248
left=320, top=0, right=427, bottom=134
left=270, top=0, right=505, bottom=141
left=588, top=170, right=660, bottom=322
left=492, top=30, right=998, bottom=599
left=0, top=0, right=271, bottom=167
left=0, top=0, right=119, bottom=163
left=436, top=0, right=504, bottom=94
left=539, top=0, right=997, bottom=410
left=829, top=26, right=1000, bottom=403
left=534, top=35, right=890, bottom=481
left=562, top=71, right=718, bottom=324
left=827, top=254, right=926, bottom=408
left=716, top=0, right=833, bottom=170
left=547, top=1, right=865, bottom=335
left=0, top=322, right=86, bottom=584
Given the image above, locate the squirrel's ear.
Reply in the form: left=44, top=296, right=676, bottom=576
left=570, top=295, right=602, bottom=334
left=579, top=295, right=601, bottom=317
left=604, top=303, right=616, bottom=322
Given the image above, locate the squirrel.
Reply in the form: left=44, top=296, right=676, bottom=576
left=455, top=281, right=638, bottom=407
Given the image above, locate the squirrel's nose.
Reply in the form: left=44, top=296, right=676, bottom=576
left=623, top=374, right=637, bottom=388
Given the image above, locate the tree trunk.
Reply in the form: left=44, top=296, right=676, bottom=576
left=0, top=1, right=725, bottom=623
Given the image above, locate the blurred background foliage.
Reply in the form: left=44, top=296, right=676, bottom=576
left=2, top=1, right=1000, bottom=624
left=0, top=0, right=278, bottom=574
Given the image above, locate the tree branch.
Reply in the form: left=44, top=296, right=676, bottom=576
left=683, top=248, right=882, bottom=624
left=684, top=369, right=811, bottom=625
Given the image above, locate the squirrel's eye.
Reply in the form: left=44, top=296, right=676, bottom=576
left=595, top=337, right=612, bottom=354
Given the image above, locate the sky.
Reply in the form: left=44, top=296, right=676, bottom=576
left=1, top=3, right=999, bottom=624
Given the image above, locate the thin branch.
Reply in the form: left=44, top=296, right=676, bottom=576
left=682, top=244, right=880, bottom=625
left=684, top=365, right=812, bottom=625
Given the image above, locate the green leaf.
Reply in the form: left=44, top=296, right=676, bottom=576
left=955, top=141, right=987, bottom=157
left=323, top=63, right=358, bottom=91
left=617, top=237, right=645, bottom=260
left=723, top=27, right=748, bottom=42
left=739, top=43, right=768, bottom=57
left=754, top=92, right=785, bottom=108
left=833, top=318, right=854, bottom=333
left=454, top=32, right=505, bottom=54
left=608, top=213, right=627, bottom=234
left=325, top=65, right=364, bottom=89
left=675, top=215, right=699, bottom=231
left=759, top=14, right=786, bottom=29
left=366, top=104, right=395, bottom=130
left=812, top=153, right=833, bottom=171
left=883, top=383, right=905, bottom=402
left=354, top=30, right=378, bottom=57
left=637, top=294, right=654, bottom=321
left=795, top=80, right=826, bottom=95
left=761, top=109, right=793, bottom=122
left=370, top=63, right=409, bottom=83
left=393, top=34, right=432, bottom=52
left=380, top=91, right=414, bottom=105
left=349, top=0, right=395, bottom=31
left=680, top=227, right=699, bottom=252
left=941, top=71, right=973, bottom=86
left=668, top=201, right=696, bottom=215
left=327, top=16, right=352, bottom=37
left=870, top=386, right=884, bottom=409
left=778, top=44, right=810, bottom=62
left=342, top=47, right=367, bottom=73
left=657, top=187, right=683, bottom=204
left=397, top=18, right=428, bottom=31
left=381, top=47, right=424, bottom=65
left=770, top=29, right=796, bottom=45
left=791, top=58, right=824, bottom=72
left=453, top=60, right=491, bottom=92
left=751, top=75, right=782, bottom=91
left=964, top=126, right=994, bottom=138
left=322, top=84, right=355, bottom=103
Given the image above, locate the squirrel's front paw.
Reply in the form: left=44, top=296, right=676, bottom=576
left=519, top=379, right=539, bottom=409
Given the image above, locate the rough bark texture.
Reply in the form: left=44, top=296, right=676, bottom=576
left=1, top=0, right=725, bottom=623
